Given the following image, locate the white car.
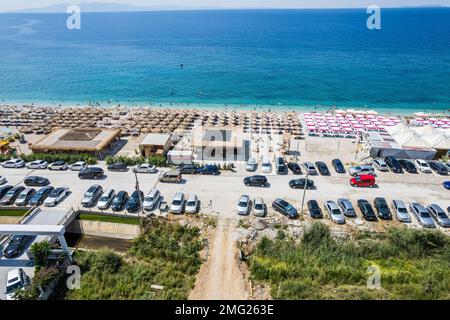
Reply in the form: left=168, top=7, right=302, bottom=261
left=324, top=201, right=346, bottom=224
left=261, top=159, right=272, bottom=174
left=133, top=163, right=157, bottom=174
left=348, top=165, right=374, bottom=177
left=6, top=268, right=30, bottom=300
left=26, top=160, right=48, bottom=169
left=414, top=159, right=432, bottom=173
left=372, top=159, right=389, bottom=172
left=0, top=176, right=6, bottom=185
left=143, top=188, right=162, bottom=211
left=185, top=193, right=199, bottom=214
left=245, top=157, right=257, bottom=172
left=97, top=189, right=115, bottom=210
left=170, top=192, right=185, bottom=214
left=70, top=161, right=87, bottom=171
left=44, top=187, right=70, bottom=207
left=48, top=161, right=68, bottom=171
left=253, top=197, right=266, bottom=217
left=2, top=159, right=25, bottom=168
left=237, top=195, right=251, bottom=215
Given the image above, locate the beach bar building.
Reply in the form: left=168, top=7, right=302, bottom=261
left=30, top=128, right=121, bottom=158
left=139, top=133, right=172, bottom=157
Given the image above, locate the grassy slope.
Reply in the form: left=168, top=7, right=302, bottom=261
left=77, top=213, right=140, bottom=225
left=250, top=223, right=450, bottom=300
left=0, top=208, right=29, bottom=216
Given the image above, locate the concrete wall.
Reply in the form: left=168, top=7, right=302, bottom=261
left=0, top=216, right=19, bottom=224
left=66, top=219, right=140, bottom=240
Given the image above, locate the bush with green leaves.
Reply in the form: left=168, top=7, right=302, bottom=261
left=15, top=266, right=63, bottom=300
left=105, top=155, right=167, bottom=167
left=0, top=154, right=12, bottom=162
left=20, top=153, right=97, bottom=165
left=29, top=241, right=51, bottom=271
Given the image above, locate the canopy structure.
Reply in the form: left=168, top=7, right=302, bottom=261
left=422, top=133, right=450, bottom=150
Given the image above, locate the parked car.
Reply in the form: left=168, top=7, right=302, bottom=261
left=398, top=159, right=417, bottom=174
left=409, top=203, right=436, bottom=228
left=374, top=197, right=392, bottom=220
left=287, top=162, right=302, bottom=174
left=97, top=189, right=115, bottom=210
left=245, top=157, right=258, bottom=172
left=307, top=200, right=322, bottom=219
left=444, top=181, right=450, bottom=190
left=197, top=164, right=220, bottom=175
left=111, top=191, right=129, bottom=212
left=0, top=176, right=6, bottom=185
left=261, top=158, right=272, bottom=174
left=324, top=201, right=345, bottom=224
left=143, top=188, right=162, bottom=212
left=126, top=190, right=144, bottom=213
left=385, top=156, right=403, bottom=173
left=372, top=159, right=389, bottom=172
left=348, top=165, right=374, bottom=177
left=337, top=198, right=357, bottom=218
left=302, top=162, right=317, bottom=175
left=107, top=162, right=128, bottom=172
left=15, top=188, right=36, bottom=207
left=276, top=157, right=288, bottom=175
left=414, top=159, right=432, bottom=173
left=289, top=178, right=314, bottom=189
left=349, top=175, right=375, bottom=188
left=243, top=175, right=268, bottom=187
left=133, top=163, right=157, bottom=174
left=237, top=195, right=251, bottom=215
left=315, top=161, right=330, bottom=176
left=176, top=164, right=197, bottom=174
left=272, top=199, right=298, bottom=219
left=48, top=161, right=68, bottom=171
left=24, top=176, right=50, bottom=187
left=5, top=268, right=30, bottom=300
left=78, top=167, right=105, bottom=180
left=81, top=185, right=103, bottom=208
left=331, top=159, right=346, bottom=173
left=170, top=192, right=185, bottom=214
left=428, top=161, right=448, bottom=175
left=253, top=197, right=266, bottom=217
left=357, top=199, right=377, bottom=221
left=0, top=185, right=14, bottom=200
left=0, top=186, right=25, bottom=205
left=185, top=193, right=199, bottom=214
left=70, top=161, right=87, bottom=171
left=26, top=160, right=48, bottom=169
left=3, top=235, right=35, bottom=259
left=392, top=200, right=411, bottom=223
left=427, top=204, right=450, bottom=228
left=158, top=170, right=182, bottom=183
left=2, top=159, right=25, bottom=168
left=28, top=186, right=54, bottom=206
left=44, top=187, right=70, bottom=207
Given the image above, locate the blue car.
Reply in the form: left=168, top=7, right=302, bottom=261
left=196, top=165, right=220, bottom=175
left=444, top=181, right=450, bottom=190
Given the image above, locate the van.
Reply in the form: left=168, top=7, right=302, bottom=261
left=78, top=167, right=104, bottom=180
left=349, top=175, right=375, bottom=188
left=158, top=170, right=182, bottom=183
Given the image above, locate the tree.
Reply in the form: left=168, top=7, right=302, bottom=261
left=30, top=241, right=51, bottom=271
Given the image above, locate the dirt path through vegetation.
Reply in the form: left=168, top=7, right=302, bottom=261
left=189, top=218, right=248, bottom=300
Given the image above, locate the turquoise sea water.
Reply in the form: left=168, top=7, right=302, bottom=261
left=0, top=8, right=449, bottom=113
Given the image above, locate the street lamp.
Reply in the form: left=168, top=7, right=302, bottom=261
left=300, top=170, right=309, bottom=216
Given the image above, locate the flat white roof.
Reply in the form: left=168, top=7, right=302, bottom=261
left=141, top=133, right=171, bottom=146
left=0, top=224, right=65, bottom=236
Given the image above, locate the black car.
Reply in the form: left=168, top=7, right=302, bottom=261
left=428, top=161, right=449, bottom=175
left=0, top=185, right=14, bottom=200
left=107, top=162, right=128, bottom=172
left=3, top=235, right=35, bottom=258
left=289, top=178, right=314, bottom=189
left=315, top=161, right=330, bottom=175
left=374, top=197, right=392, bottom=220
left=243, top=175, right=268, bottom=187
left=78, top=167, right=105, bottom=179
left=126, top=190, right=144, bottom=213
left=111, top=191, right=129, bottom=212
left=357, top=199, right=377, bottom=221
left=287, top=162, right=302, bottom=174
left=177, top=164, right=198, bottom=174
left=384, top=156, right=403, bottom=173
left=332, top=159, right=346, bottom=174
left=307, top=200, right=322, bottom=219
left=24, top=176, right=50, bottom=187
left=0, top=186, right=25, bottom=205
left=272, top=199, right=298, bottom=219
left=28, top=186, right=54, bottom=206
left=398, top=159, right=417, bottom=174
left=276, top=158, right=288, bottom=175
left=196, top=164, right=220, bottom=175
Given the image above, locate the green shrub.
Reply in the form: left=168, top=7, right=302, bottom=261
left=105, top=155, right=167, bottom=167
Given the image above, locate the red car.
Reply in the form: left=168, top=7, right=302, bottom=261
left=350, top=175, right=375, bottom=188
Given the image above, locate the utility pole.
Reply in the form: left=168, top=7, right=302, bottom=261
left=300, top=170, right=309, bottom=215
left=134, top=171, right=145, bottom=222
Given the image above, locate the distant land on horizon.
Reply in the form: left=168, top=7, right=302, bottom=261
left=4, top=2, right=448, bottom=13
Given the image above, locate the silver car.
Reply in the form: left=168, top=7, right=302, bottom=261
left=185, top=193, right=199, bottom=214
left=253, top=197, right=266, bottom=217
left=261, top=158, right=272, bottom=174
left=392, top=200, right=411, bottom=223
left=303, top=162, right=317, bottom=175
left=170, top=192, right=185, bottom=214
left=97, top=189, right=115, bottom=210
left=237, top=195, right=251, bottom=215
left=409, top=203, right=436, bottom=228
left=143, top=188, right=161, bottom=212
left=324, top=201, right=346, bottom=224
left=245, top=157, right=257, bottom=172
left=372, top=159, right=389, bottom=172
left=348, top=165, right=374, bottom=177
left=2, top=159, right=25, bottom=168
left=133, top=163, right=157, bottom=174
left=337, top=198, right=357, bottom=218
left=26, top=160, right=48, bottom=169
left=427, top=204, right=450, bottom=228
